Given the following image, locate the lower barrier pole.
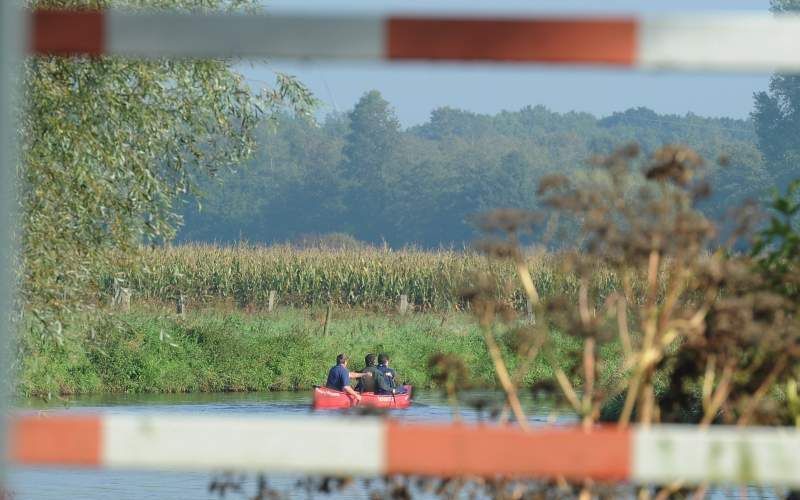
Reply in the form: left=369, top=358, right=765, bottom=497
left=8, top=414, right=800, bottom=488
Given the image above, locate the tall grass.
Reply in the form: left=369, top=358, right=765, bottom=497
left=102, top=244, right=634, bottom=311
left=16, top=308, right=599, bottom=397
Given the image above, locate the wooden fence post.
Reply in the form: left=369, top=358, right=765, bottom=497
left=111, top=282, right=131, bottom=312
left=322, top=302, right=332, bottom=337
left=119, top=288, right=131, bottom=312
left=440, top=303, right=449, bottom=327
left=176, top=294, right=186, bottom=317
left=526, top=299, right=535, bottom=324
left=268, top=290, right=276, bottom=313
left=525, top=300, right=536, bottom=325
left=399, top=294, right=409, bottom=315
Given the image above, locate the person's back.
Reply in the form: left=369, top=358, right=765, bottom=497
left=377, top=353, right=405, bottom=394
left=377, top=365, right=396, bottom=386
left=323, top=353, right=366, bottom=403
left=326, top=363, right=349, bottom=391
left=357, top=365, right=380, bottom=393
left=357, top=353, right=392, bottom=393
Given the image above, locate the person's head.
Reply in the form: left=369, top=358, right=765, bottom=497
left=336, top=353, right=348, bottom=366
left=378, top=353, right=390, bottom=366
left=364, top=353, right=377, bottom=367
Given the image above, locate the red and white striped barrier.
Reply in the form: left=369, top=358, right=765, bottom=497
left=8, top=414, right=800, bottom=487
left=28, top=10, right=800, bottom=73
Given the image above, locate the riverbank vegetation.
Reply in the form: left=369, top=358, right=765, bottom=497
left=17, top=308, right=618, bottom=398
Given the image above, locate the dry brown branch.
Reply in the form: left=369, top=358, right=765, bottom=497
left=702, top=355, right=717, bottom=412
left=515, top=260, right=540, bottom=306
left=481, top=327, right=529, bottom=430
left=690, top=483, right=708, bottom=499
left=646, top=248, right=661, bottom=307
left=738, top=355, right=788, bottom=427
left=655, top=481, right=684, bottom=500
left=498, top=335, right=546, bottom=425
left=582, top=337, right=596, bottom=429
left=615, top=294, right=633, bottom=361
left=700, top=360, right=736, bottom=427
left=639, top=382, right=656, bottom=426
left=578, top=278, right=592, bottom=327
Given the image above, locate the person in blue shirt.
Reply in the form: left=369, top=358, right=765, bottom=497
left=325, top=353, right=368, bottom=402
left=377, top=353, right=406, bottom=394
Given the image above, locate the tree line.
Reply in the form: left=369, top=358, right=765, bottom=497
left=178, top=90, right=776, bottom=248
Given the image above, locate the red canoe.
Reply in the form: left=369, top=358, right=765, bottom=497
left=312, top=385, right=413, bottom=410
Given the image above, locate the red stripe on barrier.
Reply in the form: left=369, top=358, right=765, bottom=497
left=9, top=415, right=102, bottom=467
left=31, top=10, right=105, bottom=56
left=386, top=17, right=637, bottom=65
left=386, top=422, right=631, bottom=480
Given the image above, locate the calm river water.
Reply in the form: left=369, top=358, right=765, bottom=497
left=10, top=390, right=573, bottom=500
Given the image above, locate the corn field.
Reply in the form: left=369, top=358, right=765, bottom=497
left=101, top=244, right=635, bottom=311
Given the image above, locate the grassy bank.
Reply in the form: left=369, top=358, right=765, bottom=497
left=17, top=308, right=621, bottom=398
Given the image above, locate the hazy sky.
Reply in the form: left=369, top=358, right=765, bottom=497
left=244, top=0, right=773, bottom=126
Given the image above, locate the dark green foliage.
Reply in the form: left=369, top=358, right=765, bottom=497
left=751, top=179, right=800, bottom=299
left=179, top=93, right=772, bottom=248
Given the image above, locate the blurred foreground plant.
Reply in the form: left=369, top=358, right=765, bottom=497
left=459, top=144, right=800, bottom=497
left=473, top=145, right=800, bottom=426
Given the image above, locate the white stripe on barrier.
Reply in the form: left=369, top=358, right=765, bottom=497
left=106, top=12, right=384, bottom=60
left=104, top=415, right=385, bottom=474
left=633, top=425, right=800, bottom=487
left=639, top=13, right=800, bottom=72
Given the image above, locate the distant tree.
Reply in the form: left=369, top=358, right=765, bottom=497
left=341, top=90, right=401, bottom=241
left=412, top=107, right=492, bottom=141
left=751, top=0, right=800, bottom=187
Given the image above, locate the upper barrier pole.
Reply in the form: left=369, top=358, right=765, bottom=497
left=24, top=10, right=800, bottom=73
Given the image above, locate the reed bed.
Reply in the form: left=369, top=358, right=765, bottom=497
left=101, top=244, right=637, bottom=312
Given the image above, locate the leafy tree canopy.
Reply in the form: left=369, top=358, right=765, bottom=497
left=22, top=0, right=316, bottom=330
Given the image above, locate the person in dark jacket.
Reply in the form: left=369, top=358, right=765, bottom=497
left=356, top=353, right=394, bottom=394
left=377, top=353, right=406, bottom=394
left=325, top=353, right=368, bottom=402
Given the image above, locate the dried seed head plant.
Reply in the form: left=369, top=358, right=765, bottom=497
left=463, top=144, right=800, bottom=494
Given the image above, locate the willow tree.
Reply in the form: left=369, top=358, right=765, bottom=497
left=21, top=0, right=315, bottom=332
